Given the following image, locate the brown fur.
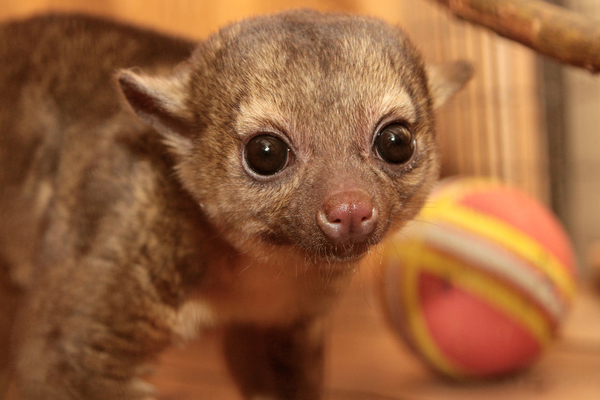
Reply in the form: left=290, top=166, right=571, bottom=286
left=0, top=10, right=471, bottom=400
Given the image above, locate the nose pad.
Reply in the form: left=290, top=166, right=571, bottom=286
left=316, top=189, right=378, bottom=244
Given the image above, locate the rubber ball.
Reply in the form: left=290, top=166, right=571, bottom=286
left=373, top=177, right=578, bottom=379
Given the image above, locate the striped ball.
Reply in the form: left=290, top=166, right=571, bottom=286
left=374, top=178, right=578, bottom=379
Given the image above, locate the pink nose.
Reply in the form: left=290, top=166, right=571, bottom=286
left=316, top=189, right=378, bottom=244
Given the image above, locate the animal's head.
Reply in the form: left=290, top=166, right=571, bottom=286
left=118, top=10, right=472, bottom=264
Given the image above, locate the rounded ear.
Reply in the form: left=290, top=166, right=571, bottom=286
left=118, top=67, right=195, bottom=154
left=426, top=61, right=473, bottom=109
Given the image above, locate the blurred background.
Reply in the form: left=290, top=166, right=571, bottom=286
left=0, top=0, right=598, bottom=271
left=2, top=1, right=600, bottom=399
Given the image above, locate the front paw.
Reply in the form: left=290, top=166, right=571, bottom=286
left=130, top=378, right=158, bottom=400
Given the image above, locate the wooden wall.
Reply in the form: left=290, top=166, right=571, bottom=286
left=564, top=0, right=600, bottom=267
left=1, top=0, right=405, bottom=38
left=0, top=0, right=548, bottom=200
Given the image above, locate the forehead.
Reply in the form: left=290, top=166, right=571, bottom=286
left=224, top=13, right=420, bottom=82
left=209, top=12, right=427, bottom=141
left=218, top=13, right=422, bottom=82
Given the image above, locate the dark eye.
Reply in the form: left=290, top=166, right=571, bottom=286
left=244, top=134, right=289, bottom=176
left=374, top=123, right=415, bottom=164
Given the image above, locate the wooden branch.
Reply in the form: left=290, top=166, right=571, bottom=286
left=431, top=0, right=600, bottom=73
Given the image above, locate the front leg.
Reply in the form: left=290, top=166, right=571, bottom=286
left=13, top=259, right=177, bottom=400
left=223, top=318, right=326, bottom=400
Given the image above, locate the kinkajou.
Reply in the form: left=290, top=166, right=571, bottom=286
left=0, top=10, right=471, bottom=399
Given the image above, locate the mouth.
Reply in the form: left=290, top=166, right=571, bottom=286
left=313, top=242, right=373, bottom=263
left=258, top=227, right=379, bottom=262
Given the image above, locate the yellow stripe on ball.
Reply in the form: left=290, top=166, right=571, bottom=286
left=422, top=202, right=576, bottom=301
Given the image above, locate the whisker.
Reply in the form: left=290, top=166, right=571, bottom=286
left=277, top=262, right=286, bottom=280
left=237, top=259, right=256, bottom=275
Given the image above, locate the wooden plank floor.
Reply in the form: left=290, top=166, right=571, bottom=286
left=146, top=275, right=600, bottom=400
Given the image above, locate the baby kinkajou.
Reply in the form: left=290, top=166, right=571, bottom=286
left=0, top=9, right=471, bottom=400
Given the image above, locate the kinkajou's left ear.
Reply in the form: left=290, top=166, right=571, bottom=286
left=426, top=61, right=473, bottom=109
